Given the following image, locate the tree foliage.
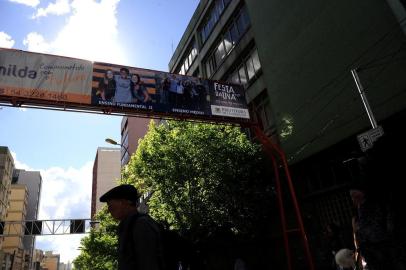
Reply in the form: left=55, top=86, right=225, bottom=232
left=73, top=208, right=118, bottom=270
left=74, top=120, right=275, bottom=269
left=124, top=120, right=274, bottom=238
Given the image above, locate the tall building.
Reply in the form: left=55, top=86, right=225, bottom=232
left=12, top=169, right=42, bottom=270
left=41, top=251, right=60, bottom=270
left=120, top=117, right=151, bottom=165
left=0, top=146, right=14, bottom=224
left=2, top=184, right=29, bottom=270
left=58, top=261, right=71, bottom=270
left=0, top=146, right=14, bottom=267
left=169, top=0, right=406, bottom=268
left=91, top=147, right=121, bottom=218
left=32, top=249, right=44, bottom=270
left=91, top=117, right=151, bottom=218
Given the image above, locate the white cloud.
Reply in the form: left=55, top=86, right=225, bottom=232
left=12, top=154, right=93, bottom=263
left=32, top=0, right=71, bottom=19
left=35, top=162, right=92, bottom=263
left=11, top=151, right=33, bottom=171
left=23, top=32, right=51, bottom=53
left=36, top=234, right=85, bottom=263
left=0, top=32, right=15, bottom=48
left=8, top=0, right=40, bottom=7
left=38, top=162, right=92, bottom=220
left=24, top=0, right=126, bottom=64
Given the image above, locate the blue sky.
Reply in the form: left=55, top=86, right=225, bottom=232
left=0, top=0, right=199, bottom=263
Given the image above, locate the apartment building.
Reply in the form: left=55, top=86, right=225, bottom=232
left=12, top=169, right=42, bottom=270
left=41, top=251, right=60, bottom=270
left=169, top=0, right=406, bottom=268
left=91, top=147, right=121, bottom=218
left=0, top=147, right=13, bottom=224
left=120, top=117, right=150, bottom=165
left=0, top=146, right=14, bottom=268
left=2, top=184, right=29, bottom=270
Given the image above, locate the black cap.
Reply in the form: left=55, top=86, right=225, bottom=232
left=99, top=184, right=138, bottom=203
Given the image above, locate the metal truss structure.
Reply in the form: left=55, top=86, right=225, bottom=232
left=0, top=219, right=96, bottom=236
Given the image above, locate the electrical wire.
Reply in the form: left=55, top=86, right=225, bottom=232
left=280, top=17, right=406, bottom=161
left=280, top=17, right=406, bottom=125
left=287, top=41, right=406, bottom=160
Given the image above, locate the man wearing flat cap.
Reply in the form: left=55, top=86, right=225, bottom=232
left=100, top=184, right=163, bottom=270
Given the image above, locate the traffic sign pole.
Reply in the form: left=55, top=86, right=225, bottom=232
left=351, top=68, right=378, bottom=129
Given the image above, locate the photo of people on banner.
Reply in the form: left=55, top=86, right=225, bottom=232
left=91, top=62, right=249, bottom=119
left=158, top=73, right=210, bottom=114
left=92, top=64, right=153, bottom=110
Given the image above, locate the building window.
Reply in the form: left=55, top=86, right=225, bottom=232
left=121, top=151, right=129, bottom=166
left=204, top=5, right=250, bottom=78
left=199, top=0, right=232, bottom=45
left=249, top=90, right=273, bottom=132
left=192, top=68, right=200, bottom=78
left=177, top=40, right=198, bottom=75
left=236, top=6, right=250, bottom=34
left=205, top=57, right=217, bottom=78
left=226, top=47, right=262, bottom=86
left=238, top=65, right=248, bottom=85
left=121, top=119, right=128, bottom=136
left=121, top=133, right=129, bottom=165
left=215, top=41, right=226, bottom=65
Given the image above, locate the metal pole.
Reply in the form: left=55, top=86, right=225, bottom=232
left=279, top=150, right=315, bottom=270
left=270, top=154, right=293, bottom=270
left=251, top=125, right=316, bottom=270
left=351, top=69, right=378, bottom=129
left=265, top=130, right=315, bottom=270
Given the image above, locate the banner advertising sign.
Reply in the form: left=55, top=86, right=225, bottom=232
left=0, top=48, right=250, bottom=121
left=0, top=49, right=93, bottom=104
left=92, top=62, right=250, bottom=119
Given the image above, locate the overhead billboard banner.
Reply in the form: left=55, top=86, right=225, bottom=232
left=92, top=62, right=250, bottom=119
left=0, top=48, right=250, bottom=121
left=0, top=48, right=93, bottom=104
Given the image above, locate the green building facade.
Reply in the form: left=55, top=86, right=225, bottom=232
left=169, top=0, right=406, bottom=268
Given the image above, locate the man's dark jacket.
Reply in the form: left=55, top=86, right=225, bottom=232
left=118, top=213, right=163, bottom=270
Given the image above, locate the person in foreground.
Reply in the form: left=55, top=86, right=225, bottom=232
left=350, top=183, right=406, bottom=270
left=100, top=184, right=163, bottom=270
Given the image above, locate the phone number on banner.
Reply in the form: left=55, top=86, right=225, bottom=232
left=0, top=87, right=68, bottom=101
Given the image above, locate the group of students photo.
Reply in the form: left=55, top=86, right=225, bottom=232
left=95, top=67, right=151, bottom=105
left=159, top=74, right=210, bottom=111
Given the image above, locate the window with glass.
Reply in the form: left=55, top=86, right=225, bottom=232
left=238, top=65, right=248, bottom=85
left=199, top=0, right=232, bottom=44
left=236, top=6, right=250, bottom=34
left=177, top=40, right=198, bottom=75
left=121, top=137, right=129, bottom=165
left=223, top=31, right=233, bottom=53
left=249, top=90, right=273, bottom=131
left=205, top=57, right=216, bottom=78
left=203, top=5, right=251, bottom=78
left=215, top=41, right=226, bottom=64
left=192, top=68, right=200, bottom=78
left=225, top=47, right=262, bottom=86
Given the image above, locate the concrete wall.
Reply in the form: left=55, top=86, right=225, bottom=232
left=121, top=117, right=151, bottom=164
left=15, top=170, right=42, bottom=253
left=91, top=147, right=120, bottom=217
left=2, top=185, right=28, bottom=270
left=245, top=0, right=406, bottom=162
left=0, top=147, right=14, bottom=222
left=42, top=252, right=60, bottom=270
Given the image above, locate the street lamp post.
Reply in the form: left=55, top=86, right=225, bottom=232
left=105, top=138, right=130, bottom=165
left=105, top=138, right=131, bottom=182
left=105, top=138, right=129, bottom=156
